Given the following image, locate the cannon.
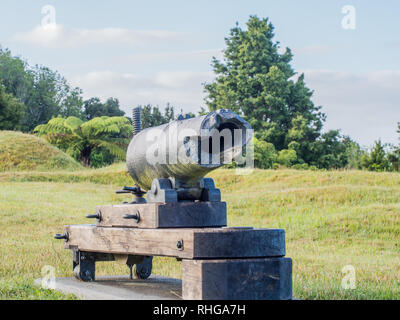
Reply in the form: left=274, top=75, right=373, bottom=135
left=55, top=109, right=292, bottom=300
left=126, top=109, right=252, bottom=202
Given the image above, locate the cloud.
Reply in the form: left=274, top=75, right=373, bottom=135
left=72, top=70, right=215, bottom=113
left=277, top=45, right=337, bottom=55
left=293, top=45, right=337, bottom=55
left=123, top=49, right=224, bottom=64
left=72, top=68, right=400, bottom=146
left=299, top=70, right=400, bottom=146
left=12, top=24, right=186, bottom=48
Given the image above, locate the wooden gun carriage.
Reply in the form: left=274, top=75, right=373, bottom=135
left=55, top=109, right=292, bottom=300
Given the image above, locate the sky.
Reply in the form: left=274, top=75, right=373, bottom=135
left=1, top=0, right=399, bottom=147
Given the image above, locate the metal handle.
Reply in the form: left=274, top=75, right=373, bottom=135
left=54, top=233, right=69, bottom=241
left=116, top=186, right=146, bottom=196
left=123, top=212, right=140, bottom=223
left=116, top=190, right=130, bottom=194
left=86, top=211, right=101, bottom=220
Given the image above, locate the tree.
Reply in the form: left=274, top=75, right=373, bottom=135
left=342, top=136, right=364, bottom=169
left=59, top=87, right=84, bottom=119
left=384, top=123, right=400, bottom=171
left=83, top=98, right=105, bottom=120
left=0, top=48, right=31, bottom=104
left=387, top=146, right=400, bottom=172
left=104, top=98, right=125, bottom=117
left=164, top=103, right=175, bottom=122
left=83, top=97, right=125, bottom=120
left=0, top=48, right=85, bottom=131
left=360, top=140, right=390, bottom=172
left=140, top=104, right=177, bottom=129
left=254, top=137, right=277, bottom=169
left=204, top=16, right=325, bottom=163
left=277, top=149, right=297, bottom=167
left=310, top=130, right=349, bottom=169
left=286, top=115, right=322, bottom=164
left=23, top=65, right=81, bottom=131
left=0, top=83, right=24, bottom=130
left=34, top=116, right=132, bottom=167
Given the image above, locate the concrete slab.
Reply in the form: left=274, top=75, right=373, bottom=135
left=34, top=275, right=182, bottom=300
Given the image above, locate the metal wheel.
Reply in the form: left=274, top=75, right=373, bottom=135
left=73, top=264, right=95, bottom=282
left=133, top=256, right=153, bottom=280
left=72, top=251, right=95, bottom=282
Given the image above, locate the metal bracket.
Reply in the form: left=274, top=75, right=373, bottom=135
left=131, top=256, right=153, bottom=280
left=116, top=186, right=147, bottom=204
left=72, top=251, right=114, bottom=282
left=146, top=177, right=221, bottom=203
left=199, top=178, right=221, bottom=202
left=146, top=178, right=178, bottom=203
left=73, top=251, right=96, bottom=282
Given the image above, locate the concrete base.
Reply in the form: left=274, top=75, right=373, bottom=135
left=34, top=275, right=182, bottom=300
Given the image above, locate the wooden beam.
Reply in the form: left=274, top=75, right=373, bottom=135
left=64, top=225, right=285, bottom=259
left=96, top=202, right=227, bottom=229
left=182, top=258, right=292, bottom=300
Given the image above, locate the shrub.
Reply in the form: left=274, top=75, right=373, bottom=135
left=277, top=149, right=297, bottom=167
left=254, top=138, right=277, bottom=169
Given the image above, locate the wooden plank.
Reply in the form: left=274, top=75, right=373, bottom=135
left=182, top=258, right=292, bottom=300
left=96, top=202, right=227, bottom=229
left=65, top=224, right=195, bottom=259
left=96, top=203, right=157, bottom=228
left=64, top=225, right=285, bottom=259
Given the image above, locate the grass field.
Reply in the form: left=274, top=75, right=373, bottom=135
left=0, top=163, right=399, bottom=300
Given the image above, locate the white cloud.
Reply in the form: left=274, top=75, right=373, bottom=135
left=277, top=45, right=337, bottom=55
left=300, top=70, right=400, bottom=146
left=12, top=24, right=186, bottom=48
left=72, top=68, right=400, bottom=146
left=293, top=45, right=337, bottom=55
left=122, top=49, right=224, bottom=64
left=72, top=70, right=214, bottom=113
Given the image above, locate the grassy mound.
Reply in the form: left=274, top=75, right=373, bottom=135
left=0, top=131, right=82, bottom=172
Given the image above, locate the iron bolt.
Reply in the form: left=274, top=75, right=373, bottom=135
left=86, top=210, right=101, bottom=221
left=177, top=240, right=184, bottom=251
left=123, top=211, right=140, bottom=223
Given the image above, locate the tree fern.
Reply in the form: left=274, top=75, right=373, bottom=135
left=34, top=116, right=132, bottom=166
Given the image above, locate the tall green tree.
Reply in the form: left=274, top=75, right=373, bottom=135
left=0, top=83, right=24, bottom=130
left=0, top=48, right=85, bottom=131
left=23, top=65, right=82, bottom=131
left=204, top=16, right=325, bottom=162
left=34, top=116, right=132, bottom=167
left=0, top=48, right=31, bottom=104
